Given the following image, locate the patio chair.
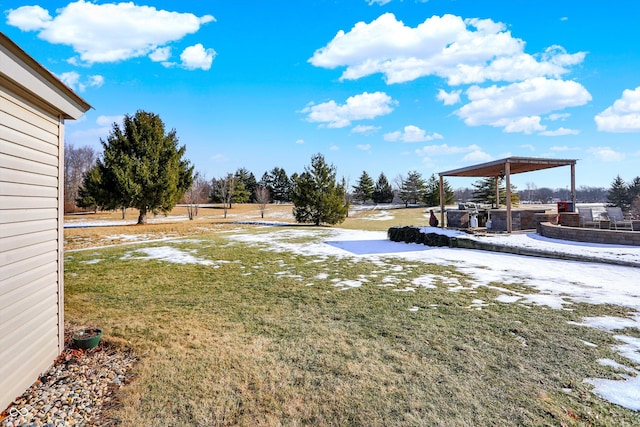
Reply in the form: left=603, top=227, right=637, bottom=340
left=605, top=207, right=634, bottom=231
left=578, top=207, right=599, bottom=228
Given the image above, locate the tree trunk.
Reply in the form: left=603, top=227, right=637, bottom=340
left=121, top=207, right=126, bottom=219
left=138, top=208, right=147, bottom=224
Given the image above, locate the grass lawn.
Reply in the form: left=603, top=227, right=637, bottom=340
left=63, top=205, right=640, bottom=426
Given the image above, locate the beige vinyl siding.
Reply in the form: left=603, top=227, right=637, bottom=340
left=0, top=84, right=63, bottom=408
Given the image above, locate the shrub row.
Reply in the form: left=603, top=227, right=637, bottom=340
left=387, top=226, right=452, bottom=247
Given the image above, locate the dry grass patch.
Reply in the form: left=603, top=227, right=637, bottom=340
left=64, top=229, right=640, bottom=426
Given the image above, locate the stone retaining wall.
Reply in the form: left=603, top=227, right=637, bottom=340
left=538, top=222, right=640, bottom=246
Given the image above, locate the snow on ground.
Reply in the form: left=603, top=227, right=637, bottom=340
left=120, top=246, right=216, bottom=266
left=352, top=211, right=396, bottom=221
left=224, top=227, right=640, bottom=411
left=66, top=213, right=640, bottom=411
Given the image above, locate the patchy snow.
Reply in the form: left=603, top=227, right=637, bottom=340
left=411, top=275, right=437, bottom=289
left=353, top=211, right=395, bottom=221
left=120, top=246, right=214, bottom=266
left=584, top=375, right=640, bottom=412
left=67, top=216, right=640, bottom=412
left=223, top=226, right=640, bottom=412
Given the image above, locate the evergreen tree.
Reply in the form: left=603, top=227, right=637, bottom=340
left=399, top=171, right=426, bottom=206
left=232, top=180, right=250, bottom=204
left=76, top=110, right=193, bottom=224
left=261, top=167, right=291, bottom=203
left=628, top=176, right=640, bottom=205
left=234, top=168, right=257, bottom=202
left=471, top=177, right=519, bottom=207
left=607, top=175, right=630, bottom=210
left=76, top=165, right=104, bottom=213
left=373, top=172, right=394, bottom=203
left=352, top=171, right=375, bottom=203
left=423, top=174, right=455, bottom=206
left=290, top=153, right=348, bottom=225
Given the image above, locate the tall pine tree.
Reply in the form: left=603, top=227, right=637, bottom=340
left=471, top=177, right=519, bottom=208
left=399, top=171, right=426, bottom=206
left=290, top=154, right=348, bottom=225
left=352, top=171, right=375, bottom=203
left=373, top=172, right=394, bottom=203
left=607, top=175, right=630, bottom=210
left=76, top=110, right=194, bottom=224
left=234, top=168, right=257, bottom=203
left=261, top=167, right=291, bottom=203
left=423, top=174, right=455, bottom=206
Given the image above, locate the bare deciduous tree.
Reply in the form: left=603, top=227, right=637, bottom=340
left=185, top=172, right=210, bottom=220
left=64, top=143, right=96, bottom=213
left=254, top=186, right=270, bottom=218
left=214, top=173, right=236, bottom=219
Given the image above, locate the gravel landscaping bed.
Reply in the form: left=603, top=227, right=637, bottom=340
left=0, top=327, right=137, bottom=427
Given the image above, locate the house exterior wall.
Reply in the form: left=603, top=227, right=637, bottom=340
left=0, top=84, right=65, bottom=410
left=0, top=33, right=90, bottom=412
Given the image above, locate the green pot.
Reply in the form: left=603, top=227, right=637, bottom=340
left=72, top=328, right=102, bottom=350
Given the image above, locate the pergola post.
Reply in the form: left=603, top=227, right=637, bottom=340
left=570, top=163, right=576, bottom=212
left=439, top=175, right=445, bottom=228
left=505, top=161, right=512, bottom=233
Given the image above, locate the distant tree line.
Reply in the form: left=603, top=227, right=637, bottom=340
left=66, top=110, right=640, bottom=225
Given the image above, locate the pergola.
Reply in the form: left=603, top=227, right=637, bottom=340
left=438, top=157, right=577, bottom=233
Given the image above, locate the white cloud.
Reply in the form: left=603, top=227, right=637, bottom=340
left=302, top=91, right=396, bottom=128
left=330, top=145, right=340, bottom=151
left=595, top=87, right=640, bottom=133
left=436, top=89, right=461, bottom=105
left=367, top=0, right=392, bottom=4
left=496, top=116, right=546, bottom=134
left=539, top=127, right=580, bottom=136
left=149, top=46, right=172, bottom=62
left=309, top=13, right=585, bottom=85
left=384, top=125, right=443, bottom=143
left=96, top=115, right=125, bottom=127
left=520, top=144, right=536, bottom=151
left=550, top=145, right=570, bottom=151
left=58, top=71, right=80, bottom=89
left=66, top=114, right=123, bottom=143
left=587, top=147, right=625, bottom=162
left=296, top=139, right=305, bottom=144
left=455, top=77, right=591, bottom=132
left=462, top=150, right=493, bottom=163
left=88, top=75, right=104, bottom=87
left=548, top=113, right=570, bottom=121
left=6, top=5, right=51, bottom=30
left=180, top=44, right=216, bottom=70
left=356, top=144, right=371, bottom=151
left=57, top=71, right=104, bottom=92
left=6, top=1, right=215, bottom=65
left=351, top=125, right=380, bottom=134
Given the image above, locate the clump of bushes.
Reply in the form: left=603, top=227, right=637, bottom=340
left=387, top=226, right=452, bottom=247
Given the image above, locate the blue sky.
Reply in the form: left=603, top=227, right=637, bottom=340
left=3, top=0, right=640, bottom=190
